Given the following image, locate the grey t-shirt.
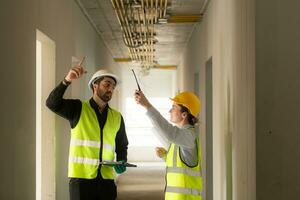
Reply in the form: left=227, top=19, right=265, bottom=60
left=146, top=106, right=198, bottom=166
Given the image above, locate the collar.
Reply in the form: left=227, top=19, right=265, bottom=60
left=181, top=124, right=194, bottom=129
left=89, top=98, right=109, bottom=113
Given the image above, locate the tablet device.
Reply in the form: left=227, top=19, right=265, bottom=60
left=99, top=161, right=137, bottom=167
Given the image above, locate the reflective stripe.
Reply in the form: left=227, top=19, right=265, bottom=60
left=71, top=139, right=100, bottom=148
left=103, top=160, right=113, bottom=162
left=173, top=145, right=178, bottom=166
left=69, top=157, right=99, bottom=165
left=69, top=157, right=113, bottom=165
left=166, top=186, right=202, bottom=196
left=70, top=139, right=114, bottom=152
left=69, top=157, right=115, bottom=165
left=103, top=143, right=115, bottom=152
left=167, top=167, right=201, bottom=177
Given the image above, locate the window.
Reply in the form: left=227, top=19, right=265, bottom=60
left=125, top=97, right=171, bottom=147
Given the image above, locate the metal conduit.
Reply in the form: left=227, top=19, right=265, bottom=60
left=111, top=0, right=169, bottom=68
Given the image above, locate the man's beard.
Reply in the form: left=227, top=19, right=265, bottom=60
left=97, top=89, right=112, bottom=103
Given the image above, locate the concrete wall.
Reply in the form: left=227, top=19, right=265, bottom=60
left=256, top=0, right=300, bottom=199
left=0, top=0, right=118, bottom=199
left=178, top=0, right=255, bottom=199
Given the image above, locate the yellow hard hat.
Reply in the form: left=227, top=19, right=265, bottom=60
left=170, top=91, right=201, bottom=117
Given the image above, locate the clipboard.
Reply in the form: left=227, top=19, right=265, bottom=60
left=99, top=161, right=137, bottom=167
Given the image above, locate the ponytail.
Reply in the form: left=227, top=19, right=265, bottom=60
left=179, top=105, right=199, bottom=126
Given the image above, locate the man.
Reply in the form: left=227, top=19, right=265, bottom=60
left=134, top=90, right=202, bottom=200
left=46, top=57, right=128, bottom=200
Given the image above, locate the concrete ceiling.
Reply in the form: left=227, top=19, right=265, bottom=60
left=75, top=0, right=207, bottom=70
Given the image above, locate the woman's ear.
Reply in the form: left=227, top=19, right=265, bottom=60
left=181, top=112, right=188, bottom=119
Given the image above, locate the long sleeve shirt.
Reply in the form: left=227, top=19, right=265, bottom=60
left=46, top=82, right=128, bottom=163
left=146, top=106, right=198, bottom=166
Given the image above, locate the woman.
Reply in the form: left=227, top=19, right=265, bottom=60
left=134, top=90, right=202, bottom=200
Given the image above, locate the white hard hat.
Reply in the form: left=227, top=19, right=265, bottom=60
left=88, top=69, right=119, bottom=90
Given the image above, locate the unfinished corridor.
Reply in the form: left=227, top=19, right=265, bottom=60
left=2, top=0, right=300, bottom=199
left=117, top=164, right=165, bottom=200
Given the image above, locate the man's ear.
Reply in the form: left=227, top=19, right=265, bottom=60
left=181, top=112, right=187, bottom=119
left=92, top=83, right=97, bottom=93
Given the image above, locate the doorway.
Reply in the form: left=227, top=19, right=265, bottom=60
left=36, top=30, right=56, bottom=200
left=206, top=57, right=213, bottom=200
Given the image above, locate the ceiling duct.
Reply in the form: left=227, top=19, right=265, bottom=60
left=111, top=0, right=169, bottom=71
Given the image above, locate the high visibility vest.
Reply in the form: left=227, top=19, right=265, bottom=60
left=68, top=101, right=121, bottom=179
left=165, top=129, right=202, bottom=200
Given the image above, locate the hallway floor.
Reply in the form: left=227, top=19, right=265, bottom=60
left=116, top=163, right=165, bottom=200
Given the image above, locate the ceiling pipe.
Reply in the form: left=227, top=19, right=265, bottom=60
left=111, top=0, right=135, bottom=60
left=111, top=0, right=169, bottom=68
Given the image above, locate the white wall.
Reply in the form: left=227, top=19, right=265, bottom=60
left=178, top=0, right=255, bottom=199
left=0, top=0, right=119, bottom=199
left=256, top=0, right=300, bottom=199
left=1, top=1, right=38, bottom=199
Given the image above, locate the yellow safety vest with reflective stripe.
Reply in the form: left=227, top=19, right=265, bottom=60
left=165, top=130, right=202, bottom=200
left=68, top=101, right=121, bottom=179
